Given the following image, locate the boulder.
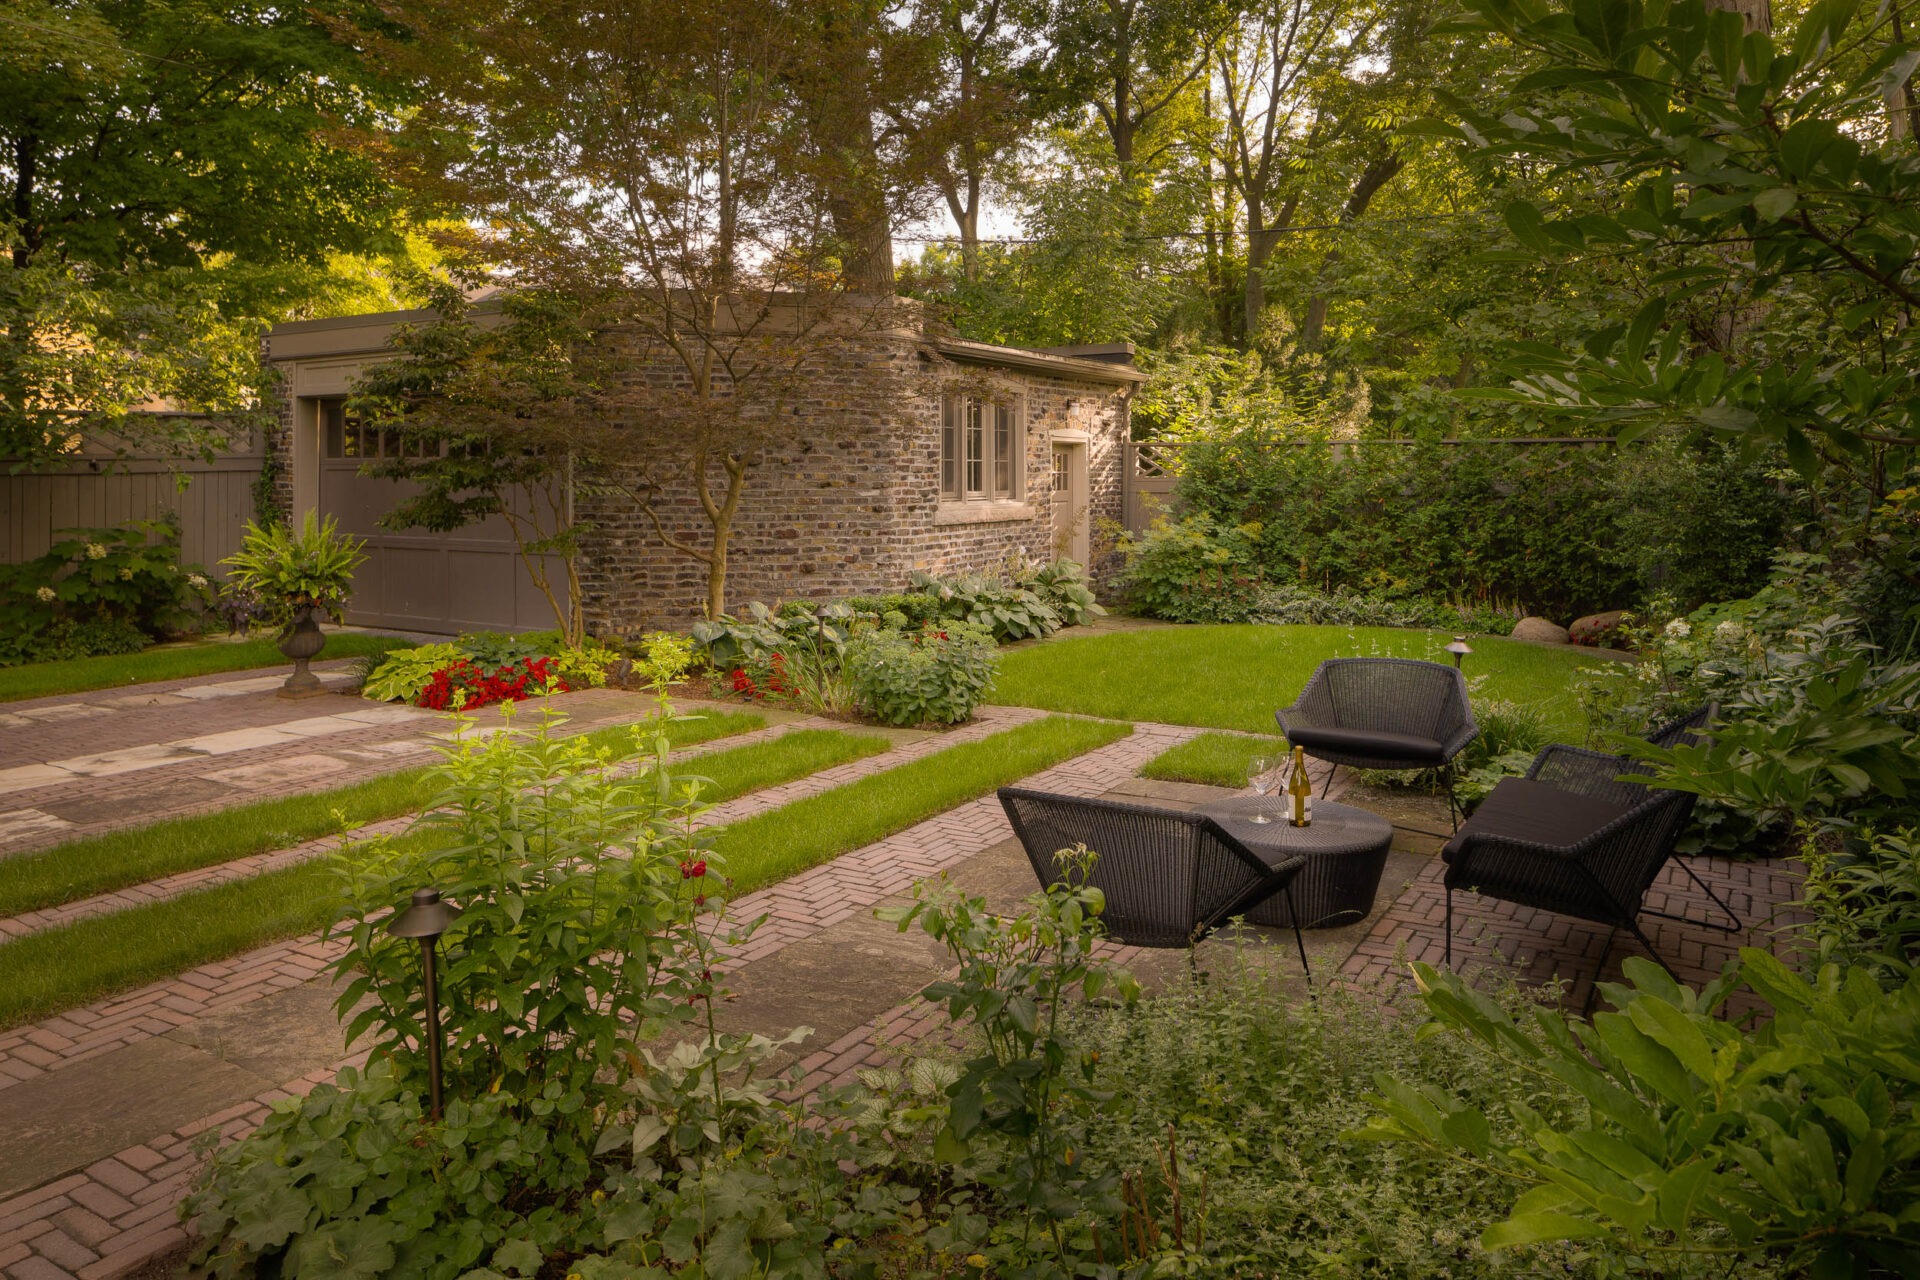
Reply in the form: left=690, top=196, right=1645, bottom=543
left=1509, top=616, right=1571, bottom=646
left=1569, top=610, right=1631, bottom=648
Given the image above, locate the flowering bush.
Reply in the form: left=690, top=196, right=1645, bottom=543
left=846, top=622, right=999, bottom=725
left=414, top=656, right=567, bottom=711
left=0, top=519, right=213, bottom=666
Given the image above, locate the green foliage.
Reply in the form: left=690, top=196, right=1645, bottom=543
left=0, top=519, right=213, bottom=663
left=1803, top=826, right=1920, bottom=984
left=845, top=622, right=1000, bottom=725
left=1165, top=431, right=1789, bottom=620
left=0, top=0, right=402, bottom=461
left=884, top=855, right=1140, bottom=1272
left=841, top=591, right=947, bottom=630
left=1051, top=963, right=1612, bottom=1278
left=910, top=570, right=1062, bottom=643
left=1116, top=515, right=1265, bottom=623
left=1361, top=954, right=1920, bottom=1279
left=1013, top=558, right=1107, bottom=629
left=0, top=632, right=415, bottom=702
left=362, top=644, right=469, bottom=703
left=221, top=512, right=368, bottom=623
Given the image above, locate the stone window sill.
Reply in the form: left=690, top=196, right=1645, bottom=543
left=934, top=500, right=1036, bottom=526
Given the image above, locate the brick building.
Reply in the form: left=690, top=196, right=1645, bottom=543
left=264, top=303, right=1143, bottom=636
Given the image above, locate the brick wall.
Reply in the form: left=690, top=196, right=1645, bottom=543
left=268, top=330, right=1133, bottom=636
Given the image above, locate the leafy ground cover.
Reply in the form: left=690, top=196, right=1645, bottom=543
left=704, top=714, right=1129, bottom=891
left=1139, top=729, right=1278, bottom=787
left=0, top=722, right=882, bottom=1028
left=0, top=710, right=766, bottom=919
left=995, top=624, right=1601, bottom=739
left=0, top=633, right=416, bottom=703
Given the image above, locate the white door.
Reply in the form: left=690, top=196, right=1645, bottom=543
left=1051, top=442, right=1091, bottom=565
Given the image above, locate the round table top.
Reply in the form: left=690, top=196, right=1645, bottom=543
left=1194, top=795, right=1393, bottom=855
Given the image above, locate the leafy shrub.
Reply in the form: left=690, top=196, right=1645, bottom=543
left=1168, top=430, right=1792, bottom=620
left=910, top=569, right=1061, bottom=642
left=1364, top=953, right=1918, bottom=1280
left=846, top=622, right=999, bottom=725
left=361, top=644, right=469, bottom=703
left=1803, top=827, right=1920, bottom=983
left=0, top=519, right=213, bottom=665
left=841, top=590, right=945, bottom=629
left=1115, top=515, right=1264, bottom=622
left=1014, top=558, right=1106, bottom=628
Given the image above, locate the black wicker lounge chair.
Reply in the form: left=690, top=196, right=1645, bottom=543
left=1274, top=657, right=1479, bottom=825
left=1441, top=704, right=1739, bottom=982
left=997, top=787, right=1312, bottom=977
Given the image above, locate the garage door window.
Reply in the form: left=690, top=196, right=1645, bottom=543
left=322, top=400, right=448, bottom=460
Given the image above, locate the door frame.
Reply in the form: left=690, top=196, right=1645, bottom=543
left=1050, top=435, right=1091, bottom=565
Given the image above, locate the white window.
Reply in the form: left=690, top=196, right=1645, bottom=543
left=940, top=395, right=1023, bottom=502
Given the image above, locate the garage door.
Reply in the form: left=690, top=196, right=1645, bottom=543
left=318, top=400, right=566, bottom=635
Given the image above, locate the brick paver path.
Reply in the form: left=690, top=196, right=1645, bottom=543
left=0, top=703, right=1810, bottom=1280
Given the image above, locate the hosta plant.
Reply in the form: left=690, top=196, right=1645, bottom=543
left=846, top=621, right=999, bottom=725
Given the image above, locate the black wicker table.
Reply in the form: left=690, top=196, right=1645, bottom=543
left=1193, top=797, right=1394, bottom=929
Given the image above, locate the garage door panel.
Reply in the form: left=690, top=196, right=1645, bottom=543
left=318, top=452, right=566, bottom=637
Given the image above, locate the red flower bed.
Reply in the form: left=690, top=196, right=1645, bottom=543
left=415, top=656, right=569, bottom=711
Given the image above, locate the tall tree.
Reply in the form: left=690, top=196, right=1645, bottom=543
left=1045, top=0, right=1235, bottom=177
left=890, top=0, right=1051, bottom=279
left=0, top=0, right=396, bottom=466
left=358, top=0, right=913, bottom=619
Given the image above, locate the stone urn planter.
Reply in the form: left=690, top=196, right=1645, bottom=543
left=277, top=602, right=330, bottom=698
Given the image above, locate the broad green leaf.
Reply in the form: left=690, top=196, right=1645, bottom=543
left=1483, top=1211, right=1612, bottom=1250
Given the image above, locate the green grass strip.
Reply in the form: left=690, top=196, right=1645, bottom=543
left=0, top=634, right=419, bottom=703
left=0, top=709, right=765, bottom=918
left=0, top=723, right=882, bottom=1029
left=710, top=714, right=1131, bottom=892
left=675, top=728, right=890, bottom=803
left=1139, top=730, right=1284, bottom=788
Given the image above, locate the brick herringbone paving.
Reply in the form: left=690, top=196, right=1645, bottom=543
left=1338, top=852, right=1810, bottom=1010
left=0, top=718, right=1187, bottom=1279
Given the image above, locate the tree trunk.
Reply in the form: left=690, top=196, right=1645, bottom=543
left=1300, top=154, right=1405, bottom=348
left=1701, top=0, right=1771, bottom=32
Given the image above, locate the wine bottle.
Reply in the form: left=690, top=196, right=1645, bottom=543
left=1288, top=745, right=1313, bottom=827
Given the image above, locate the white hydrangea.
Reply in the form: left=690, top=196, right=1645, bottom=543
left=35, top=586, right=56, bottom=603
left=118, top=567, right=134, bottom=580
left=84, top=543, right=107, bottom=560
left=1713, top=619, right=1744, bottom=644
left=187, top=573, right=209, bottom=589
left=1663, top=618, right=1692, bottom=640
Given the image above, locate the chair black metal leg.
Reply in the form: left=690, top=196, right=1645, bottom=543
left=1624, top=917, right=1682, bottom=984
left=1639, top=859, right=1745, bottom=934
left=1320, top=763, right=1337, bottom=798
left=1443, top=886, right=1454, bottom=967
left=1441, top=762, right=1460, bottom=832
left=1283, top=884, right=1312, bottom=984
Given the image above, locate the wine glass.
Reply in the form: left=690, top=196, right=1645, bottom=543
left=1246, top=755, right=1276, bottom=824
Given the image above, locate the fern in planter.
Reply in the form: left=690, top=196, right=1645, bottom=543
left=221, top=513, right=368, bottom=624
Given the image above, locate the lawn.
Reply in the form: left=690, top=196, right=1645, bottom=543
left=0, top=633, right=417, bottom=703
left=993, top=624, right=1605, bottom=739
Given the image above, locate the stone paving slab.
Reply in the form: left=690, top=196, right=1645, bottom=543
left=0, top=677, right=727, bottom=856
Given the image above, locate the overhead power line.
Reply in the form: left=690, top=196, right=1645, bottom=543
left=893, top=213, right=1476, bottom=245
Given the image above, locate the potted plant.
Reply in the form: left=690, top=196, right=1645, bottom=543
left=222, top=513, right=369, bottom=696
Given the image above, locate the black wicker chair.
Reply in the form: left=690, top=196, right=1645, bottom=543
left=1274, top=658, right=1479, bottom=826
left=1441, top=704, right=1739, bottom=983
left=997, top=787, right=1312, bottom=978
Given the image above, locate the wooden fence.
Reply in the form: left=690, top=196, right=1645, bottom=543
left=3, top=432, right=267, bottom=570
left=1122, top=436, right=1615, bottom=534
